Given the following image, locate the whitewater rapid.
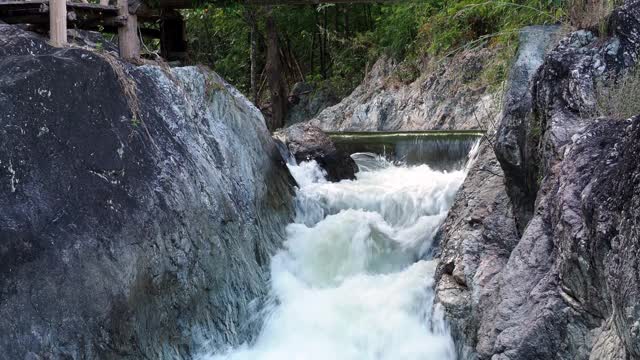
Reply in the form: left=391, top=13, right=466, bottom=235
left=203, top=150, right=473, bottom=360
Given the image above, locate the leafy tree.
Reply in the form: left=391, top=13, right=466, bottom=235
left=183, top=0, right=566, bottom=108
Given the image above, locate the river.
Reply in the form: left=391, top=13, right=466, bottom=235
left=202, top=135, right=479, bottom=360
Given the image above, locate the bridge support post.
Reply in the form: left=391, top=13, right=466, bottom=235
left=117, top=0, right=140, bottom=60
left=49, top=0, right=67, bottom=46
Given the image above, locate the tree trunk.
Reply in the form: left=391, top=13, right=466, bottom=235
left=248, top=9, right=259, bottom=104
left=309, top=30, right=315, bottom=73
left=265, top=12, right=288, bottom=131
left=321, top=6, right=328, bottom=79
left=344, top=5, right=350, bottom=37
left=334, top=4, right=339, bottom=33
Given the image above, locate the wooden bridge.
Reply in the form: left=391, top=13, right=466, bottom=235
left=0, top=0, right=402, bottom=61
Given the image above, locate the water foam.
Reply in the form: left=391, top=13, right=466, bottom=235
left=201, top=151, right=469, bottom=360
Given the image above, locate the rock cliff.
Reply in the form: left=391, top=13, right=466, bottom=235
left=308, top=50, right=500, bottom=131
left=0, top=24, right=294, bottom=359
left=436, top=1, right=640, bottom=359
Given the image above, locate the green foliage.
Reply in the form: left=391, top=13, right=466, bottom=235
left=479, top=34, right=519, bottom=90
left=184, top=5, right=251, bottom=93
left=183, top=1, right=568, bottom=101
left=131, top=114, right=141, bottom=127
left=415, top=0, right=563, bottom=56
left=370, top=4, right=436, bottom=59
left=272, top=4, right=375, bottom=96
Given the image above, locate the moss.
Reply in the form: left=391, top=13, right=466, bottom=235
left=131, top=115, right=141, bottom=127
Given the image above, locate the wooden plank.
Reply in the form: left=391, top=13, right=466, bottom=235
left=129, top=0, right=403, bottom=10
left=67, top=2, right=117, bottom=11
left=117, top=0, right=139, bottom=60
left=49, top=0, right=66, bottom=46
left=0, top=1, right=117, bottom=18
left=0, top=1, right=46, bottom=5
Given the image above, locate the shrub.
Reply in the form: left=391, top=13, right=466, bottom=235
left=595, top=65, right=640, bottom=119
left=567, top=0, right=621, bottom=31
left=415, top=0, right=564, bottom=56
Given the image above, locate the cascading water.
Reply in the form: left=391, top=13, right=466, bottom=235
left=202, top=141, right=479, bottom=360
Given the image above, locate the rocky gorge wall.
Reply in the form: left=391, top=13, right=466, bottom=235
left=0, top=24, right=294, bottom=359
left=435, top=1, right=640, bottom=359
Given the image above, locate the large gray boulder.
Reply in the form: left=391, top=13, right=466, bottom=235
left=0, top=24, right=294, bottom=359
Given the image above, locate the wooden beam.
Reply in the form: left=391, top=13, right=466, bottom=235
left=117, top=0, right=139, bottom=60
left=134, top=0, right=403, bottom=10
left=49, top=0, right=67, bottom=46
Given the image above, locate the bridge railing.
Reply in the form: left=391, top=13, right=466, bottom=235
left=46, top=0, right=139, bottom=59
left=37, top=0, right=403, bottom=60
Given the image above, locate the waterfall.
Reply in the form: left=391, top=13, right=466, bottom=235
left=330, top=132, right=481, bottom=171
left=201, top=140, right=478, bottom=360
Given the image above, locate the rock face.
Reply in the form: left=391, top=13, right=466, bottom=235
left=0, top=24, right=295, bottom=360
left=436, top=2, right=640, bottom=359
left=274, top=123, right=357, bottom=182
left=285, top=82, right=339, bottom=126
left=435, top=139, right=520, bottom=359
left=308, top=50, right=499, bottom=131
left=493, top=25, right=563, bottom=232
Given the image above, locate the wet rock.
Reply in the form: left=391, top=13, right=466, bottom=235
left=275, top=123, right=358, bottom=182
left=0, top=24, right=295, bottom=359
left=435, top=140, right=519, bottom=359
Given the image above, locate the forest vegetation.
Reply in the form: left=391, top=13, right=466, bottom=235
left=181, top=0, right=619, bottom=107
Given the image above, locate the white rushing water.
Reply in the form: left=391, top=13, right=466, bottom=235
left=203, top=148, right=476, bottom=360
